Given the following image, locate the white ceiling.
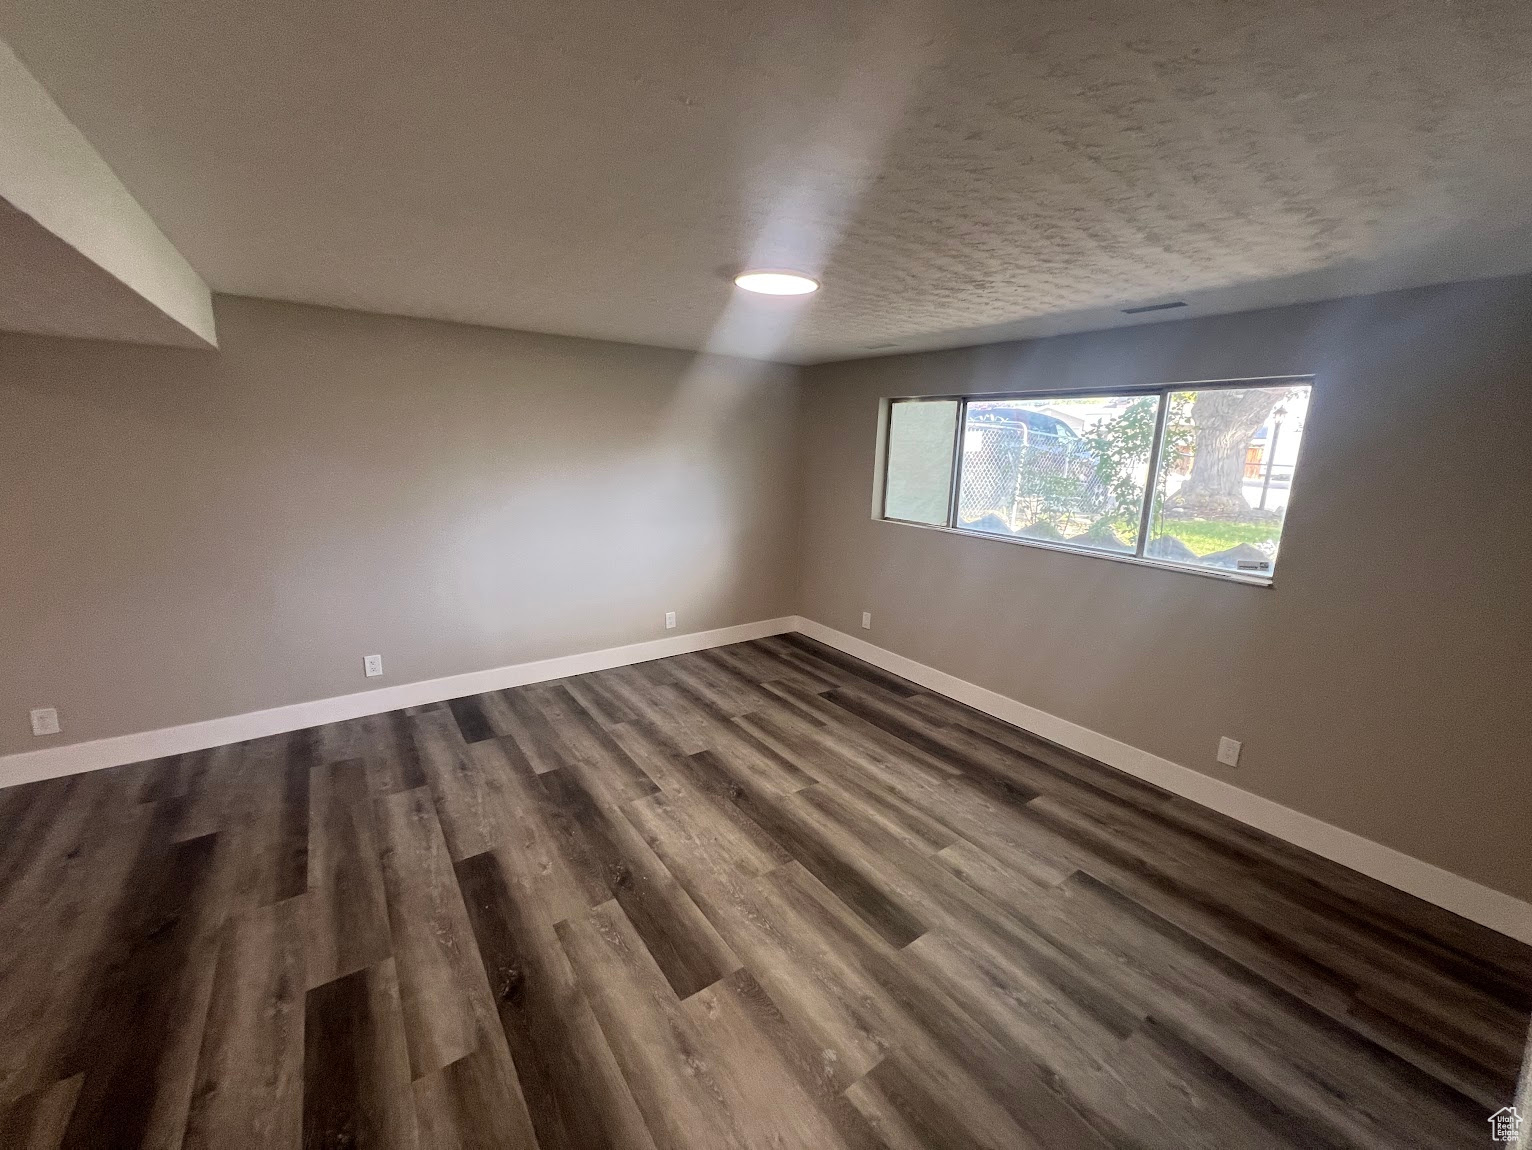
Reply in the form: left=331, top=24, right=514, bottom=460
left=3, top=0, right=1531, bottom=362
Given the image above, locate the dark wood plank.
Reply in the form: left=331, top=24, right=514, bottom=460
left=526, top=683, right=662, bottom=801
left=760, top=678, right=964, bottom=781
left=0, top=789, right=160, bottom=1106
left=688, top=748, right=927, bottom=949
left=655, top=672, right=821, bottom=795
left=822, top=685, right=1041, bottom=810
left=373, top=787, right=485, bottom=1078
left=0, top=1075, right=82, bottom=1150
left=906, top=690, right=1177, bottom=810
left=597, top=665, right=714, bottom=752
left=454, top=850, right=655, bottom=1150
left=769, top=861, right=1111, bottom=1150
left=224, top=729, right=312, bottom=909
left=166, top=743, right=246, bottom=843
left=933, top=833, right=1075, bottom=898
left=1030, top=870, right=1490, bottom=1145
left=1023, top=792, right=1529, bottom=1099
left=365, top=789, right=541, bottom=1146
left=412, top=1042, right=540, bottom=1150
left=539, top=765, right=740, bottom=998
left=554, top=900, right=749, bottom=1150
left=707, top=640, right=841, bottom=694
left=614, top=793, right=893, bottom=1088
left=626, top=787, right=791, bottom=893
left=302, top=962, right=417, bottom=1150
left=684, top=967, right=885, bottom=1150
left=466, top=737, right=611, bottom=923
left=846, top=1049, right=1045, bottom=1150
left=184, top=897, right=306, bottom=1149
left=350, top=711, right=429, bottom=795
left=766, top=632, right=925, bottom=697
left=562, top=672, right=640, bottom=727
left=487, top=686, right=580, bottom=773
left=306, top=758, right=392, bottom=989
left=0, top=776, right=81, bottom=912
left=413, top=708, right=514, bottom=862
left=612, top=719, right=792, bottom=870
left=446, top=695, right=497, bottom=744
left=735, top=707, right=959, bottom=855
left=659, top=651, right=774, bottom=717
left=59, top=830, right=222, bottom=1149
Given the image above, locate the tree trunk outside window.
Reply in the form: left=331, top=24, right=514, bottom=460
left=1166, top=388, right=1286, bottom=520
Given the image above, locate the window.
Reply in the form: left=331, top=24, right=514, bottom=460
left=883, top=398, right=958, bottom=526
left=880, top=378, right=1312, bottom=583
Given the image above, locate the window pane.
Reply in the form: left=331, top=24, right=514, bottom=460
left=1146, top=384, right=1311, bottom=577
left=956, top=395, right=1160, bottom=552
left=883, top=399, right=958, bottom=525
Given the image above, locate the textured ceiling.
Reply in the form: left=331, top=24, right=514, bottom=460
left=3, top=0, right=1531, bottom=362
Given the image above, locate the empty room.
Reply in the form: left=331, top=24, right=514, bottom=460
left=2, top=1, right=1530, bottom=1147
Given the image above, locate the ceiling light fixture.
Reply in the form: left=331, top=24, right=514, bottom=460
left=734, top=270, right=820, bottom=296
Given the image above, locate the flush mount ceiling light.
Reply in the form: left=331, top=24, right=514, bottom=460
left=733, top=270, right=820, bottom=296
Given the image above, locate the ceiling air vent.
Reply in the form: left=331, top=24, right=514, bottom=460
left=1121, top=301, right=1188, bottom=315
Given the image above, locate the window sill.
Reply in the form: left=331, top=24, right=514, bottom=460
left=876, top=516, right=1276, bottom=587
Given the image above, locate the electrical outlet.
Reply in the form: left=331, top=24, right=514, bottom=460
left=861, top=611, right=872, bottom=629
left=1216, top=736, right=1242, bottom=767
left=363, top=654, right=383, bottom=678
left=30, top=707, right=60, bottom=736
left=665, top=611, right=677, bottom=630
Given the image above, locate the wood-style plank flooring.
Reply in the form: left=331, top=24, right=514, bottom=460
left=1, top=634, right=1527, bottom=1148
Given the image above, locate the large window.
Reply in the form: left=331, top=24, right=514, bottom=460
left=880, top=378, right=1312, bottom=583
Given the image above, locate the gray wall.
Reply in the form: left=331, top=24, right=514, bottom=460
left=0, top=296, right=800, bottom=755
left=798, top=276, right=1532, bottom=902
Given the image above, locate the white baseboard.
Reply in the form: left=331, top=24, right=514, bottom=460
left=0, top=616, right=797, bottom=790
left=795, top=617, right=1532, bottom=947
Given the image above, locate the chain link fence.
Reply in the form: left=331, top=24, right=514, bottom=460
left=956, top=424, right=1112, bottom=533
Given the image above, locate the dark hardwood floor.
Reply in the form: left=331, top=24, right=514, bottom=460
left=0, top=633, right=1527, bottom=1148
